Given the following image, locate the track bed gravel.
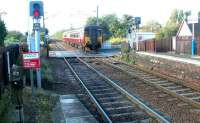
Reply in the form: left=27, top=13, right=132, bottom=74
left=85, top=58, right=200, bottom=123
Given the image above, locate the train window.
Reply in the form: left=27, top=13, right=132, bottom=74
left=85, top=30, right=89, bottom=36
left=98, top=30, right=102, bottom=36
left=92, top=29, right=96, bottom=36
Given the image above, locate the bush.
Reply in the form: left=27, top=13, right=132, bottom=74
left=121, top=53, right=135, bottom=64
left=110, top=37, right=126, bottom=44
left=0, top=20, right=7, bottom=46
left=0, top=89, right=13, bottom=123
left=121, top=42, right=130, bottom=53
left=23, top=87, right=59, bottom=123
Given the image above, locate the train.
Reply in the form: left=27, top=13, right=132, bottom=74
left=63, top=25, right=103, bottom=51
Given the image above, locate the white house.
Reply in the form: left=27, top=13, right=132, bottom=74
left=127, top=32, right=155, bottom=49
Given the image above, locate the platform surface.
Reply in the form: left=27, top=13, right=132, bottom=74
left=53, top=95, right=99, bottom=123
left=137, top=52, right=200, bottom=66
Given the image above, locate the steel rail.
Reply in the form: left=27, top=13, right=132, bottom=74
left=64, top=57, right=112, bottom=123
left=103, top=59, right=200, bottom=109
left=78, top=57, right=171, bottom=123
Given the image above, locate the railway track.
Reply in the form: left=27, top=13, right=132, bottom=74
left=64, top=57, right=170, bottom=123
left=54, top=42, right=66, bottom=50
left=100, top=58, right=200, bottom=109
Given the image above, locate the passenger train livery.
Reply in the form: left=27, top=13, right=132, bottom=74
left=63, top=25, right=103, bottom=51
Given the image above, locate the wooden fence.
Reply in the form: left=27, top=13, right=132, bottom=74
left=138, top=38, right=172, bottom=52
left=176, top=36, right=200, bottom=55
left=0, top=47, right=4, bottom=82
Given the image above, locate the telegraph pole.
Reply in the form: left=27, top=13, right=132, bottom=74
left=96, top=5, right=99, bottom=26
left=0, top=11, right=7, bottom=21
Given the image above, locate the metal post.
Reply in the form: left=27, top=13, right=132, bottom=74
left=43, top=15, right=46, bottom=47
left=35, top=19, right=40, bottom=52
left=96, top=5, right=99, bottom=26
left=30, top=69, right=34, bottom=96
left=136, top=29, right=138, bottom=51
left=36, top=69, right=41, bottom=88
left=34, top=19, right=42, bottom=88
left=192, top=23, right=195, bottom=56
left=6, top=52, right=11, bottom=82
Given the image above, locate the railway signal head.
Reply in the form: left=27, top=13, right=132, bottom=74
left=134, top=17, right=141, bottom=25
left=29, top=1, right=44, bottom=19
left=128, top=28, right=132, bottom=34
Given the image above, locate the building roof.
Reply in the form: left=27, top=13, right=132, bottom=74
left=176, top=20, right=192, bottom=37
left=177, top=20, right=200, bottom=37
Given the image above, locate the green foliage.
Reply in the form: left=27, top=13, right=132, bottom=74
left=121, top=54, right=135, bottom=64
left=86, top=17, right=97, bottom=25
left=0, top=20, right=7, bottom=46
left=40, top=31, right=45, bottom=42
left=40, top=27, right=49, bottom=42
left=110, top=37, right=126, bottom=44
left=51, top=30, right=65, bottom=40
left=41, top=57, right=53, bottom=82
left=86, top=15, right=113, bottom=40
left=156, top=24, right=179, bottom=39
left=5, top=31, right=26, bottom=45
left=120, top=14, right=134, bottom=36
left=23, top=88, right=58, bottom=123
left=0, top=89, right=13, bottom=123
left=156, top=9, right=190, bottom=39
left=141, top=20, right=161, bottom=32
left=121, top=42, right=130, bottom=53
left=86, top=14, right=134, bottom=40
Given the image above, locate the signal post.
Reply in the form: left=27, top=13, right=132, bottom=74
left=27, top=1, right=44, bottom=89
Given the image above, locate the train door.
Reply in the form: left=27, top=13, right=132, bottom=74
left=83, top=29, right=89, bottom=51
left=90, top=28, right=98, bottom=45
left=97, top=29, right=103, bottom=45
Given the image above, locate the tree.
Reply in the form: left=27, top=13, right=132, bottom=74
left=40, top=28, right=49, bottom=42
left=86, top=14, right=134, bottom=39
left=86, top=14, right=117, bottom=40
left=184, top=11, right=191, bottom=22
left=51, top=30, right=65, bottom=40
left=86, top=17, right=97, bottom=25
left=121, top=14, right=134, bottom=30
left=156, top=9, right=186, bottom=39
left=141, top=20, right=161, bottom=32
left=5, top=31, right=26, bottom=44
left=0, top=20, right=7, bottom=46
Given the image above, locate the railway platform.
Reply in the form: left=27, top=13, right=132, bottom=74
left=137, top=51, right=200, bottom=66
left=53, top=95, right=98, bottom=123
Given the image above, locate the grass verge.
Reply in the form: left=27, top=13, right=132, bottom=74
left=23, top=87, right=59, bottom=123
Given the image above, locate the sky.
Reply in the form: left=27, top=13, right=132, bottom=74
left=0, top=0, right=200, bottom=35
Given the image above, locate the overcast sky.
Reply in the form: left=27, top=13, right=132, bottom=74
left=0, top=0, right=200, bottom=34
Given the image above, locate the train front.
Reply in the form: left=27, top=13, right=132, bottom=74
left=83, top=25, right=103, bottom=51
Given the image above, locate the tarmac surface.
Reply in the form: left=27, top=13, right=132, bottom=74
left=137, top=51, right=200, bottom=66
left=49, top=48, right=121, bottom=58
left=53, top=95, right=99, bottom=123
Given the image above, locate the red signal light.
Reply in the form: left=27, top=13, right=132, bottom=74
left=34, top=9, right=40, bottom=17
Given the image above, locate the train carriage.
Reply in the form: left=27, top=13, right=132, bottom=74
left=63, top=25, right=103, bottom=51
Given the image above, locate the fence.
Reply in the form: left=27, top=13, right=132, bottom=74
left=0, top=47, right=4, bottom=96
left=0, top=47, right=4, bottom=82
left=138, top=38, right=172, bottom=52
left=176, top=36, right=200, bottom=55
